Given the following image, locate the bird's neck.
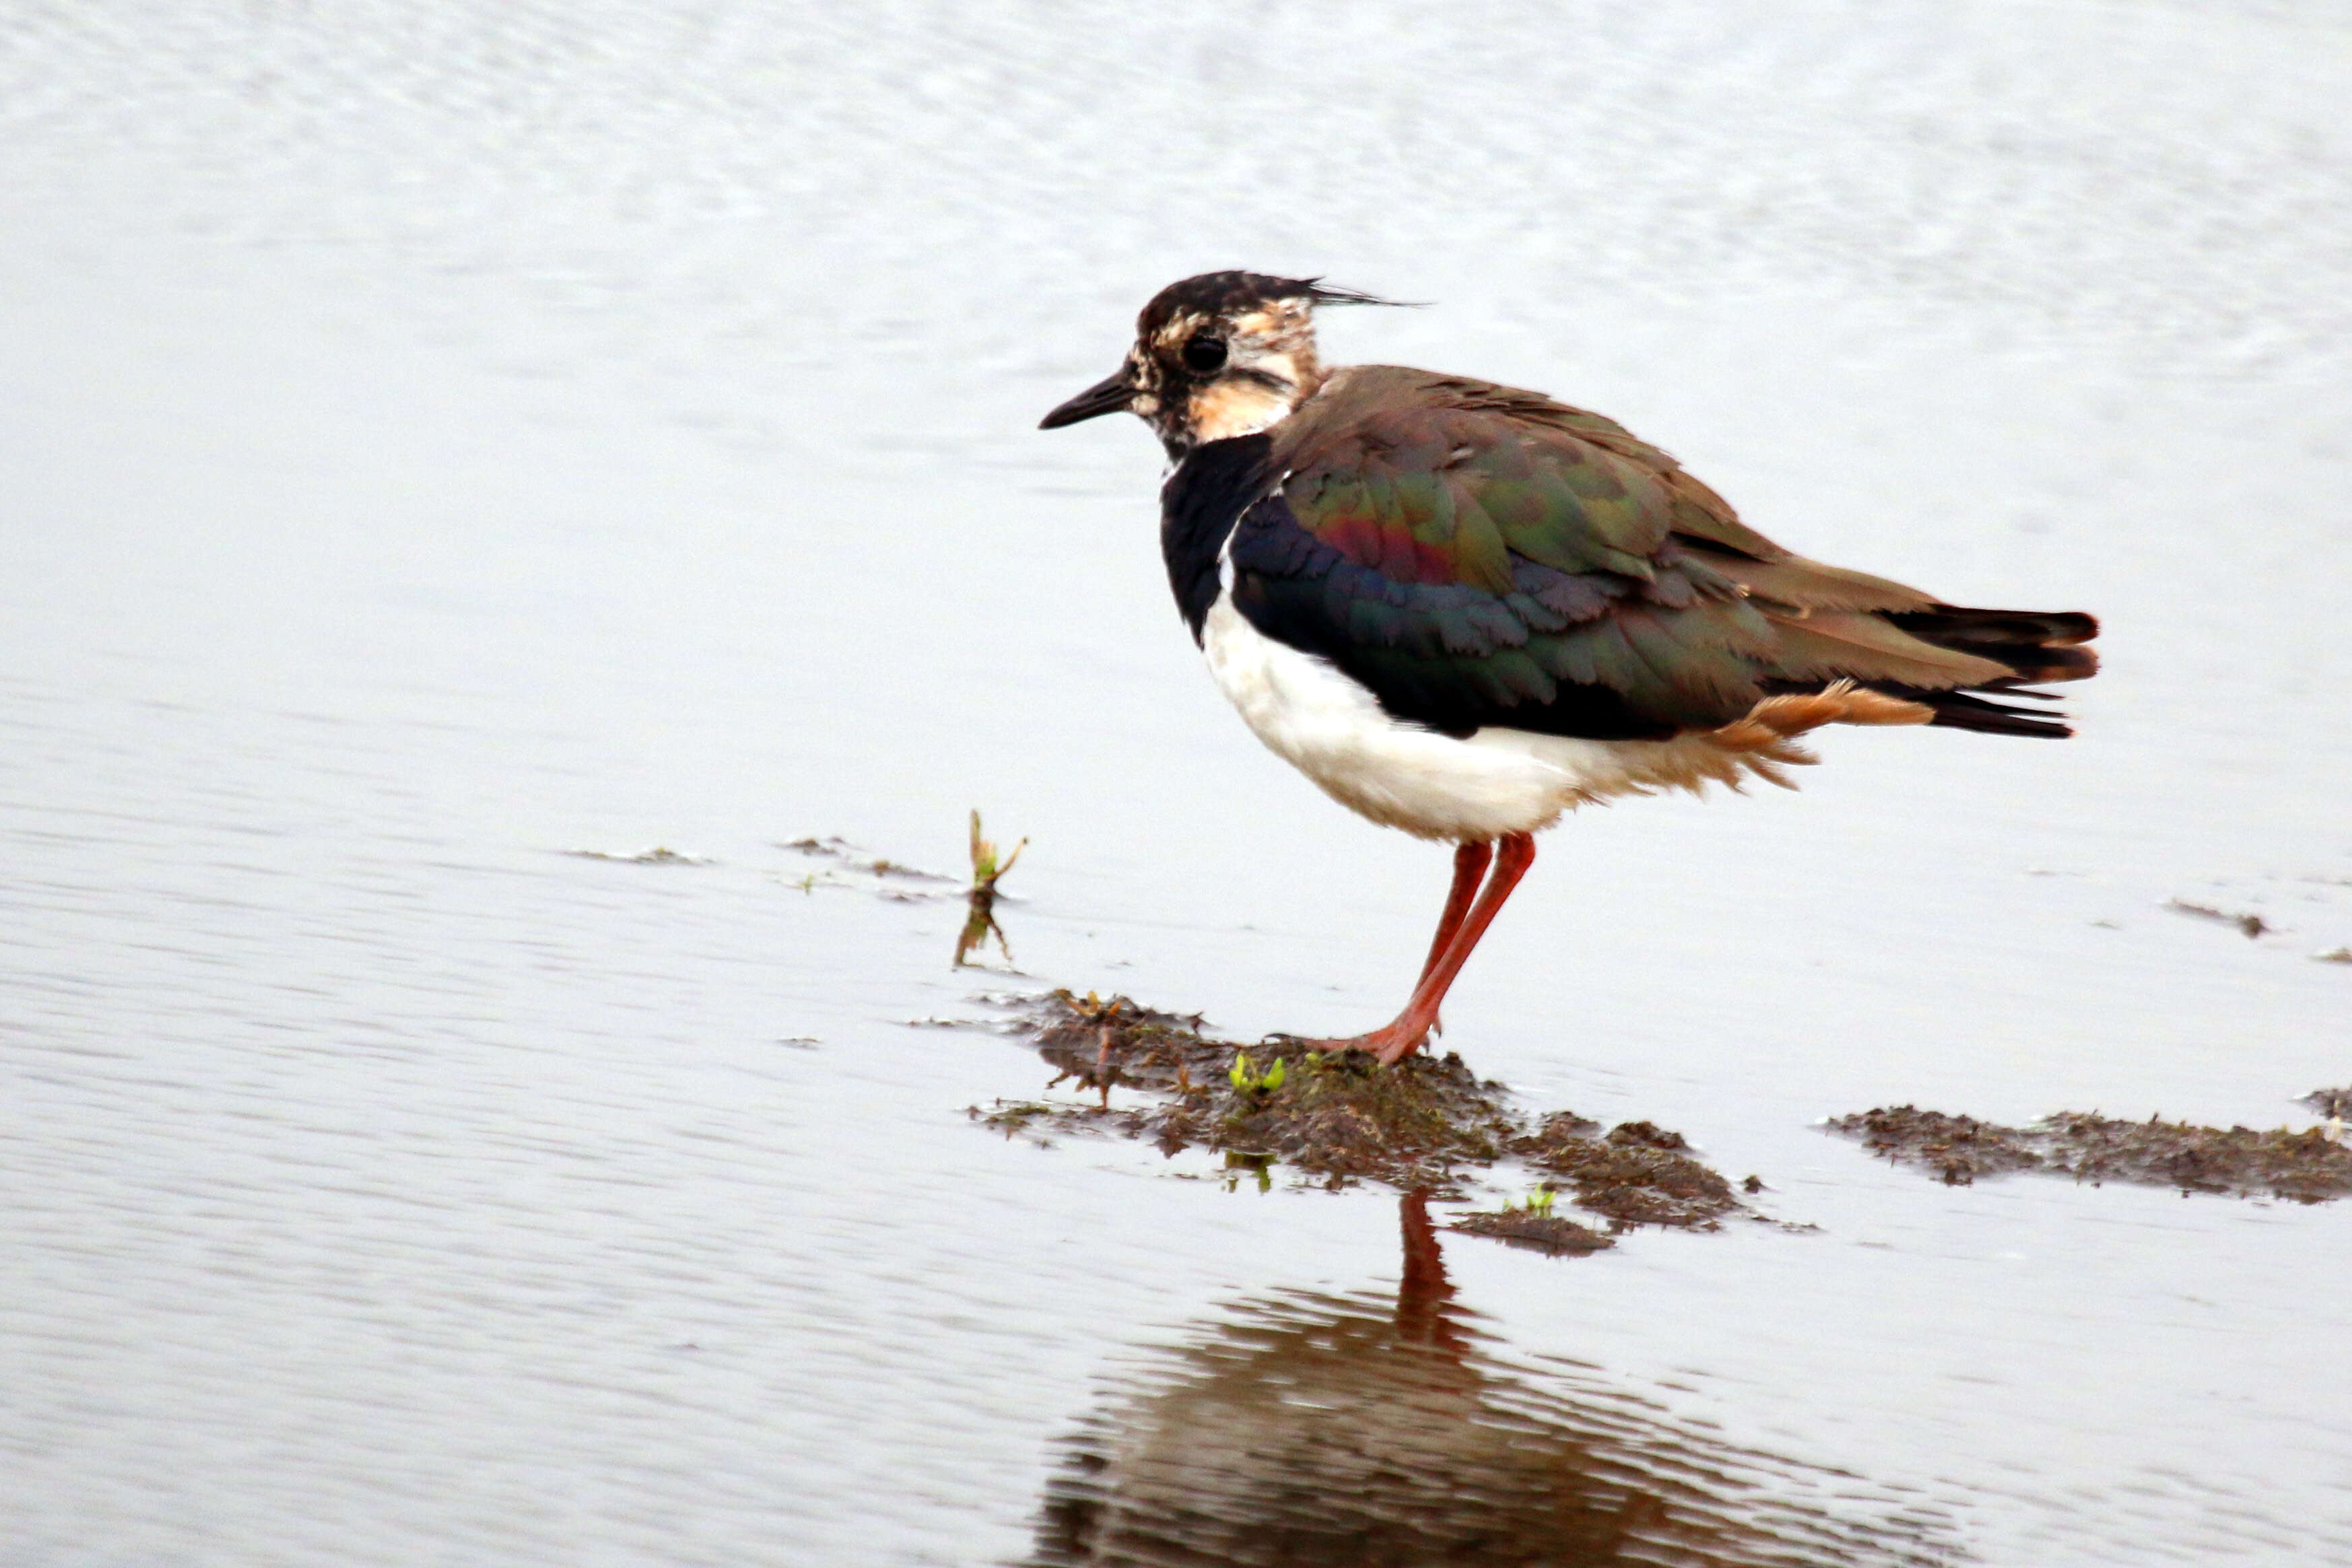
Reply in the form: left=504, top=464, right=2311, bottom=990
left=1159, top=432, right=1277, bottom=644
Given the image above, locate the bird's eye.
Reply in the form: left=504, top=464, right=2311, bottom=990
left=1181, top=334, right=1228, bottom=374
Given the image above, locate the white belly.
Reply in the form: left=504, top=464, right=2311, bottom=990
left=1199, top=592, right=1702, bottom=842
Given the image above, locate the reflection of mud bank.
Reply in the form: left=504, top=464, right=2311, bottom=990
left=1829, top=1105, right=2352, bottom=1201
left=1029, top=1197, right=1959, bottom=1567
left=976, top=994, right=1747, bottom=1237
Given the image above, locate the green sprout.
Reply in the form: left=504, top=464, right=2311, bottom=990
left=1228, top=1051, right=1287, bottom=1096
left=1493, top=1186, right=1556, bottom=1218
left=953, top=809, right=1027, bottom=967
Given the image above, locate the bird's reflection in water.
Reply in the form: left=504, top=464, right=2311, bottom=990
left=1030, top=1198, right=1958, bottom=1567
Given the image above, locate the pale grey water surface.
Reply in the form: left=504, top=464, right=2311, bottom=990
left=5, top=3, right=2352, bottom=1563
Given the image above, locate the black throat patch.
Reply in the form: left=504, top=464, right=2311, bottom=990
left=1159, top=433, right=1274, bottom=644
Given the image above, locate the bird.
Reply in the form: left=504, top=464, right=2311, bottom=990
left=1040, top=271, right=2097, bottom=1067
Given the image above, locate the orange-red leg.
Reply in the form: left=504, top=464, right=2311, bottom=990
left=1316, top=832, right=1538, bottom=1066
left=1414, top=840, right=1493, bottom=997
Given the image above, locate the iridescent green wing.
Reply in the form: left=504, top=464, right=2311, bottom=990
left=1238, top=368, right=2018, bottom=738
left=1244, top=370, right=1776, bottom=735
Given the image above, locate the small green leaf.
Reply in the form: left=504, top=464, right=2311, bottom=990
left=1261, top=1058, right=1285, bottom=1093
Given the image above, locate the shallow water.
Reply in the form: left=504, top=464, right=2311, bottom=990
left=4, top=2, right=2351, bottom=1563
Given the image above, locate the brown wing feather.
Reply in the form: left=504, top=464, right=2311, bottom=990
left=1756, top=609, right=2016, bottom=689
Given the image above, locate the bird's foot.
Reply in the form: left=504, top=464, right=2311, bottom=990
left=1298, top=1017, right=1436, bottom=1068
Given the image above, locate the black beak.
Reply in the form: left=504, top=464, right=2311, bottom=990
left=1039, top=370, right=1135, bottom=430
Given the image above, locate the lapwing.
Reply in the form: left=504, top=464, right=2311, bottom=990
left=1042, top=271, right=2097, bottom=1065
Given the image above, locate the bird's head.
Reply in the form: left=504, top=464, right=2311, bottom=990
left=1040, top=271, right=1398, bottom=457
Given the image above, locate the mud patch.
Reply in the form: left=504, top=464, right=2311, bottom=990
left=1515, top=1114, right=1743, bottom=1228
left=564, top=845, right=712, bottom=865
left=1829, top=1105, right=2352, bottom=1202
left=974, top=992, right=1747, bottom=1230
left=781, top=835, right=960, bottom=897
left=997, top=992, right=1520, bottom=1197
left=1448, top=1206, right=1617, bottom=1255
left=2165, top=897, right=2271, bottom=939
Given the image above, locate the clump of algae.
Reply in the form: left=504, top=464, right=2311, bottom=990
left=973, top=991, right=1743, bottom=1233
left=1829, top=1104, right=2352, bottom=1202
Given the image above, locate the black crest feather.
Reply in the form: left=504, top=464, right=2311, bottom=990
left=1304, top=280, right=1417, bottom=308
left=1137, top=271, right=1413, bottom=335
